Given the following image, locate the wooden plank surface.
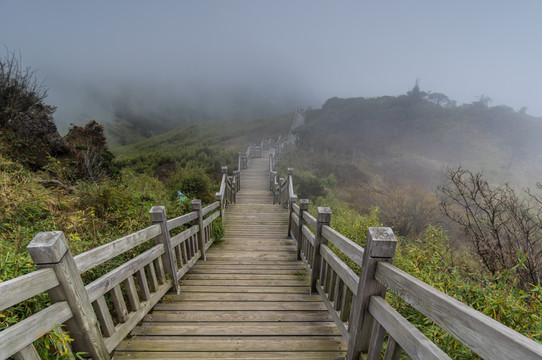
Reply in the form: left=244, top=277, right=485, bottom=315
left=113, top=151, right=345, bottom=358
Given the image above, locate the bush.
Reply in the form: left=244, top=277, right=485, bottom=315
left=294, top=171, right=327, bottom=200
left=167, top=167, right=214, bottom=203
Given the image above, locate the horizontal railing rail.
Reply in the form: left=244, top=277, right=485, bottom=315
left=1, top=165, right=229, bottom=360
left=285, top=199, right=542, bottom=359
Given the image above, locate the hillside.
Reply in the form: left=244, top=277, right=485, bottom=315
left=294, top=92, right=542, bottom=190
left=112, top=113, right=292, bottom=178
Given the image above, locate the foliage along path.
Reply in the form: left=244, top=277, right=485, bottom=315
left=113, top=151, right=346, bottom=359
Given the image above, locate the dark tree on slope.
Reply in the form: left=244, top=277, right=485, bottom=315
left=64, top=121, right=116, bottom=182
left=0, top=50, right=69, bottom=167
left=439, top=168, right=542, bottom=285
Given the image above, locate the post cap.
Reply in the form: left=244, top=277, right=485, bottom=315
left=222, top=166, right=228, bottom=174
left=317, top=207, right=332, bottom=223
left=299, top=199, right=309, bottom=209
left=288, top=168, right=294, bottom=175
left=367, top=227, right=397, bottom=258
left=27, top=231, right=69, bottom=264
left=191, top=199, right=202, bottom=209
left=150, top=206, right=167, bottom=222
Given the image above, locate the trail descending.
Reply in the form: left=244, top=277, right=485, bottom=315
left=112, top=152, right=346, bottom=359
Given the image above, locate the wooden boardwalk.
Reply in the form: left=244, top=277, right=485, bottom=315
left=113, top=153, right=346, bottom=359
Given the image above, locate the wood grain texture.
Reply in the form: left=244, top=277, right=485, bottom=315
left=0, top=268, right=58, bottom=312
left=0, top=302, right=72, bottom=360
left=375, top=261, right=542, bottom=360
left=166, top=212, right=198, bottom=231
left=320, top=244, right=359, bottom=294
left=85, top=244, right=165, bottom=302
left=112, top=151, right=345, bottom=358
left=11, top=344, right=40, bottom=360
left=74, top=224, right=161, bottom=273
left=322, top=225, right=364, bottom=267
left=28, top=232, right=109, bottom=359
left=369, top=296, right=451, bottom=360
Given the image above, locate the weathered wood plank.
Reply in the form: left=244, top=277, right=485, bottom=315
left=112, top=351, right=346, bottom=359
left=202, top=201, right=220, bottom=216
left=322, top=225, right=364, bottom=267
left=302, top=225, right=315, bottom=246
left=179, top=279, right=309, bottom=287
left=0, top=302, right=72, bottom=360
left=166, top=212, right=198, bottom=231
left=316, top=283, right=349, bottom=342
left=0, top=268, right=58, bottom=312
left=104, top=282, right=171, bottom=353
left=170, top=225, right=198, bottom=250
left=111, top=285, right=129, bottom=323
left=161, top=292, right=321, bottom=302
left=178, top=285, right=310, bottom=294
left=131, top=321, right=340, bottom=336
left=369, top=296, right=451, bottom=360
left=115, top=336, right=346, bottom=352
left=184, top=273, right=308, bottom=280
left=74, top=224, right=161, bottom=273
left=12, top=344, right=40, bottom=360
left=85, top=244, right=165, bottom=302
left=136, top=267, right=150, bottom=301
left=302, top=211, right=317, bottom=229
left=320, top=244, right=359, bottom=294
left=203, top=210, right=220, bottom=228
left=27, top=231, right=109, bottom=358
left=92, top=295, right=115, bottom=337
left=153, top=301, right=326, bottom=311
left=175, top=250, right=201, bottom=279
left=145, top=310, right=333, bottom=322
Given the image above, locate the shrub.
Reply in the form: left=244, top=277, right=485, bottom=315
left=167, top=167, right=214, bottom=203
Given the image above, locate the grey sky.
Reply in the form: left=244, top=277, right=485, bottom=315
left=1, top=1, right=542, bottom=127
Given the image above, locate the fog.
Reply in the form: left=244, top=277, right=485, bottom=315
left=2, top=1, right=542, bottom=132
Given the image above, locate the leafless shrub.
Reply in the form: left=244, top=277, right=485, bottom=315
left=439, top=167, right=542, bottom=284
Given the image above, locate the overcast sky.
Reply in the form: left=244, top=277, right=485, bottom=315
left=1, top=1, right=542, bottom=127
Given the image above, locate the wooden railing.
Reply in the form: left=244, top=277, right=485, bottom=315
left=0, top=174, right=228, bottom=360
left=268, top=138, right=542, bottom=360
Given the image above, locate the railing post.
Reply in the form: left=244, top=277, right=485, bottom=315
left=234, top=170, right=240, bottom=191
left=150, top=206, right=179, bottom=293
left=297, top=199, right=309, bottom=260
left=278, top=177, right=285, bottom=204
left=192, top=199, right=206, bottom=261
left=232, top=176, right=237, bottom=203
left=287, top=168, right=295, bottom=237
left=26, top=231, right=109, bottom=359
left=270, top=170, right=276, bottom=191
left=215, top=192, right=223, bottom=218
left=310, top=207, right=331, bottom=293
left=346, top=227, right=397, bottom=360
left=288, top=194, right=297, bottom=238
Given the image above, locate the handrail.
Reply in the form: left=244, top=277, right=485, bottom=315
left=271, top=110, right=542, bottom=358
left=1, top=162, right=231, bottom=360
left=285, top=197, right=542, bottom=360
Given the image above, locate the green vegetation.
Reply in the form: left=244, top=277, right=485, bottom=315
left=0, top=54, right=292, bottom=357
left=301, top=190, right=541, bottom=358
left=277, top=87, right=542, bottom=355
left=2, top=52, right=541, bottom=357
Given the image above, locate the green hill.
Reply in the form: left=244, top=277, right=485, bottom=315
left=112, top=113, right=292, bottom=177
left=294, top=92, right=542, bottom=190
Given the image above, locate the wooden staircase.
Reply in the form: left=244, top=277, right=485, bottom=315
left=112, top=153, right=346, bottom=359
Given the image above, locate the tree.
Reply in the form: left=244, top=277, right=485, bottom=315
left=0, top=49, right=47, bottom=126
left=426, top=92, right=451, bottom=107
left=439, top=167, right=542, bottom=285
